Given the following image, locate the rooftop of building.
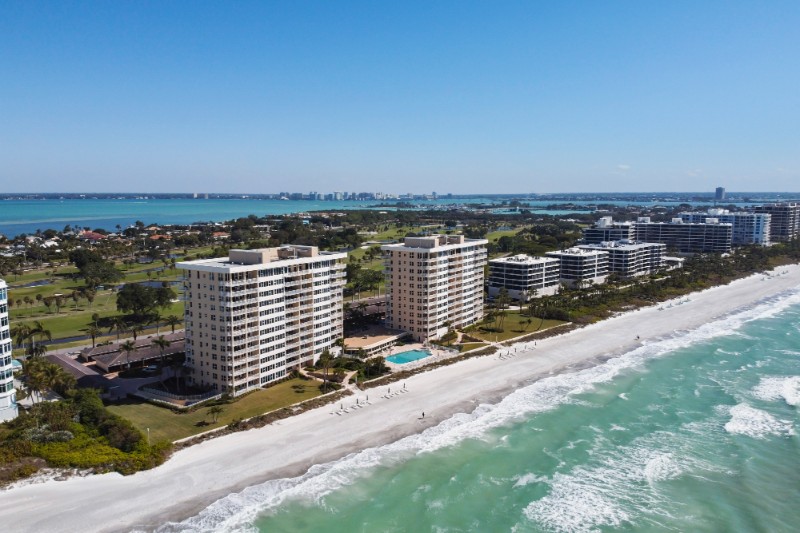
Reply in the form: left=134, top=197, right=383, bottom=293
left=636, top=216, right=732, bottom=226
left=578, top=240, right=664, bottom=251
left=382, top=234, right=488, bottom=251
left=546, top=247, right=609, bottom=257
left=178, top=245, right=347, bottom=270
left=489, top=254, right=559, bottom=265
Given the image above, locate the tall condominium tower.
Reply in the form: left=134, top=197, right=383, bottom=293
left=0, top=279, right=17, bottom=422
left=382, top=235, right=488, bottom=341
left=753, top=203, right=800, bottom=243
left=179, top=246, right=347, bottom=397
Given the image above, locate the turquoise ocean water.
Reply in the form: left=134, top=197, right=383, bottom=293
left=161, top=287, right=800, bottom=533
left=1, top=196, right=715, bottom=238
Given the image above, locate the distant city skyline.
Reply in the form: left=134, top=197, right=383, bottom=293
left=2, top=1, right=799, bottom=193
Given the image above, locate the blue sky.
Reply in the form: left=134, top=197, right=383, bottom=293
left=1, top=1, right=799, bottom=194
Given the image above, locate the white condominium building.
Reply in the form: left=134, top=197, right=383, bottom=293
left=382, top=234, right=488, bottom=341
left=179, top=246, right=347, bottom=397
left=0, top=279, right=17, bottom=422
left=546, top=247, right=609, bottom=287
left=487, top=254, right=561, bottom=301
left=633, top=217, right=733, bottom=254
left=678, top=209, right=771, bottom=246
left=583, top=216, right=636, bottom=244
left=578, top=240, right=666, bottom=278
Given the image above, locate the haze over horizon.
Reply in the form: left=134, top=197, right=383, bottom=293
left=2, top=1, right=799, bottom=194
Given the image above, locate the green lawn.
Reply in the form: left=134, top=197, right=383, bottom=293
left=107, top=378, right=323, bottom=442
left=485, top=227, right=525, bottom=243
left=457, top=342, right=488, bottom=352
left=469, top=310, right=566, bottom=343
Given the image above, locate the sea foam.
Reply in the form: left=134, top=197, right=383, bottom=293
left=752, top=376, right=800, bottom=407
left=724, top=403, right=794, bottom=439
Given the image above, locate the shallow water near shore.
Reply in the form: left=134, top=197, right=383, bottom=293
left=161, top=292, right=800, bottom=533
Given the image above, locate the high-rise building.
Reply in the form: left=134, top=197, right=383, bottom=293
left=715, top=187, right=726, bottom=201
left=577, top=241, right=666, bottom=278
left=545, top=248, right=609, bottom=287
left=382, top=235, right=488, bottom=341
left=678, top=209, right=771, bottom=246
left=753, top=203, right=800, bottom=243
left=178, top=246, right=347, bottom=397
left=0, top=279, right=17, bottom=422
left=582, top=216, right=636, bottom=244
left=487, top=254, right=561, bottom=301
left=633, top=217, right=733, bottom=254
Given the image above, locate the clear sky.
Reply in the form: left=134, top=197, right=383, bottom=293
left=1, top=1, right=799, bottom=194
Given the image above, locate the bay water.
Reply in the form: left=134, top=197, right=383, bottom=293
left=162, top=288, right=800, bottom=532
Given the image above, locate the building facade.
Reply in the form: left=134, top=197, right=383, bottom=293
left=382, top=235, right=488, bottom=341
left=633, top=217, right=733, bottom=254
left=545, top=248, right=609, bottom=287
left=753, top=203, right=800, bottom=243
left=582, top=216, right=636, bottom=244
left=578, top=241, right=666, bottom=278
left=678, top=209, right=771, bottom=246
left=487, top=254, right=561, bottom=301
left=0, top=279, right=17, bottom=422
left=178, top=246, right=347, bottom=397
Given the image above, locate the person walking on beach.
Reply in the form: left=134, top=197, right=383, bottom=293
left=422, top=412, right=425, bottom=419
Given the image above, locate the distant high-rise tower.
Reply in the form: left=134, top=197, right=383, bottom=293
left=715, top=187, right=726, bottom=201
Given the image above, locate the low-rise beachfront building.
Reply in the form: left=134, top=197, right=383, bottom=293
left=382, top=234, right=488, bottom=341
left=487, top=254, right=561, bottom=301
left=577, top=240, right=666, bottom=278
left=753, top=203, right=800, bottom=243
left=633, top=217, right=733, bottom=254
left=582, top=216, right=636, bottom=244
left=545, top=247, right=609, bottom=287
left=178, top=246, right=347, bottom=397
left=0, top=278, right=17, bottom=422
left=678, top=209, right=771, bottom=246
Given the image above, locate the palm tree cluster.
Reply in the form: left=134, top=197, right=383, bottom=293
left=10, top=321, right=52, bottom=357
left=22, top=358, right=76, bottom=403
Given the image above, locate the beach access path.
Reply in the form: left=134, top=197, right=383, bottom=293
left=2, top=265, right=800, bottom=533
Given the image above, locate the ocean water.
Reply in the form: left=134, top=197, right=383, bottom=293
left=0, top=196, right=730, bottom=238
left=159, top=288, right=800, bottom=533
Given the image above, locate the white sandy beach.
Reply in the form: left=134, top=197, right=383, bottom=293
left=3, top=265, right=800, bottom=532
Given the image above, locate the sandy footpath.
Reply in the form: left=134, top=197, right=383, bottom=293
left=3, top=265, right=800, bottom=532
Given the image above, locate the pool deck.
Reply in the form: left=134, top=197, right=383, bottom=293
left=383, top=343, right=461, bottom=371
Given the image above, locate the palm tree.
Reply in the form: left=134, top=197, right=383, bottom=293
left=130, top=324, right=144, bottom=341
left=208, top=405, right=224, bottom=424
left=27, top=321, right=52, bottom=357
left=334, top=337, right=346, bottom=356
left=11, top=323, right=31, bottom=351
left=318, top=349, right=333, bottom=392
left=151, top=336, right=171, bottom=383
left=108, top=315, right=127, bottom=341
left=86, top=324, right=102, bottom=348
left=120, top=340, right=136, bottom=370
left=165, top=315, right=182, bottom=334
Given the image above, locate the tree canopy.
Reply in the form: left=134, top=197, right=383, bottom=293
left=116, top=283, right=176, bottom=318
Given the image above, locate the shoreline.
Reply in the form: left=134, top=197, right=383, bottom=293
left=2, top=265, right=799, bottom=532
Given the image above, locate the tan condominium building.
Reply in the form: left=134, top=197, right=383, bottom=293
left=178, top=246, right=347, bottom=396
left=382, top=234, right=488, bottom=341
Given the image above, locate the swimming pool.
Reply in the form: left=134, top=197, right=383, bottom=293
left=386, top=349, right=432, bottom=364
